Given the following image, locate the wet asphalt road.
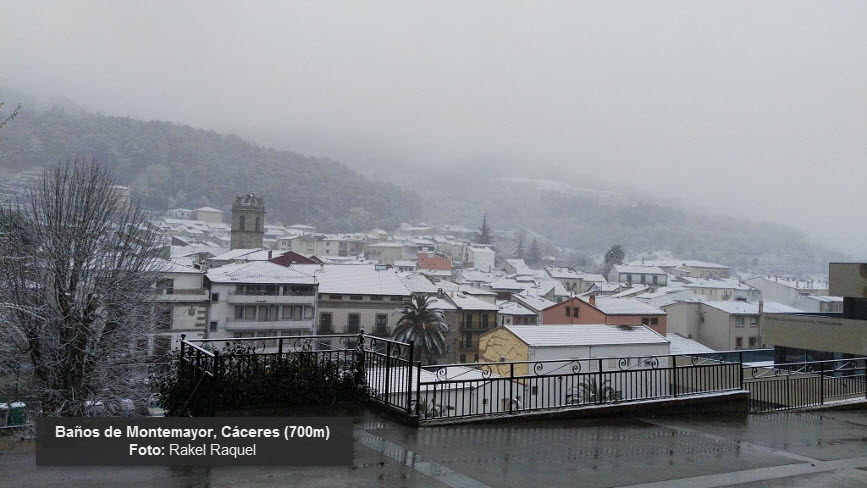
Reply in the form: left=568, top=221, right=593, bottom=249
left=2, top=409, right=866, bottom=487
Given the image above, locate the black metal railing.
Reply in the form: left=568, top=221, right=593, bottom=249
left=745, top=357, right=867, bottom=412
left=414, top=353, right=743, bottom=422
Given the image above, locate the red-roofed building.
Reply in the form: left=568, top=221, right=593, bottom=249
left=542, top=296, right=667, bottom=335
left=417, top=252, right=451, bottom=272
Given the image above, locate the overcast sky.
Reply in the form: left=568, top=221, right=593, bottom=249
left=2, top=1, right=865, bottom=255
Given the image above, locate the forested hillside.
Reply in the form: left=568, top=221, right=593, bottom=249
left=0, top=104, right=840, bottom=274
left=0, top=106, right=420, bottom=231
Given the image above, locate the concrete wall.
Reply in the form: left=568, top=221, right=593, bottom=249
left=763, top=313, right=867, bottom=356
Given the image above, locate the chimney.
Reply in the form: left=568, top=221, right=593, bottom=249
left=437, top=288, right=444, bottom=299
left=268, top=250, right=273, bottom=259
left=758, top=300, right=764, bottom=314
left=589, top=295, right=596, bottom=306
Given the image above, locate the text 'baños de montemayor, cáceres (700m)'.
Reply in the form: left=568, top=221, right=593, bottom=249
left=39, top=418, right=351, bottom=466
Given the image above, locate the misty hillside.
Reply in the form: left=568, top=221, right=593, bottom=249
left=0, top=106, right=419, bottom=231
left=415, top=174, right=839, bottom=274
left=0, top=105, right=839, bottom=274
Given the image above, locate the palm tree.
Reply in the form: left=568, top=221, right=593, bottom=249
left=566, top=378, right=622, bottom=404
left=392, top=294, right=449, bottom=364
left=603, top=244, right=626, bottom=277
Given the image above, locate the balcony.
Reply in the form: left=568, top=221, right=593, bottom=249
left=158, top=288, right=209, bottom=302
left=459, top=321, right=493, bottom=332
left=224, top=317, right=314, bottom=332
left=227, top=291, right=315, bottom=304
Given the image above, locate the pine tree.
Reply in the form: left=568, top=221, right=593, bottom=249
left=527, top=238, right=542, bottom=265
left=476, top=213, right=493, bottom=245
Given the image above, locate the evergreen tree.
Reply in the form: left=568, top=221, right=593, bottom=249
left=515, top=233, right=525, bottom=259
left=527, top=238, right=542, bottom=265
left=476, top=213, right=493, bottom=245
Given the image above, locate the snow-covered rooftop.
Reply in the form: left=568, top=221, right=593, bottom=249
left=592, top=297, right=666, bottom=316
left=289, top=264, right=411, bottom=296
left=666, top=334, right=716, bottom=355
left=207, top=261, right=315, bottom=284
left=702, top=301, right=804, bottom=315
left=505, top=324, right=669, bottom=347
left=612, top=265, right=667, bottom=275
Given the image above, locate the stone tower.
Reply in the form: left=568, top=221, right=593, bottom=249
left=230, top=191, right=266, bottom=249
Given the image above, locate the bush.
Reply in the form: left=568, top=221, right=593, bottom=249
left=151, top=345, right=368, bottom=416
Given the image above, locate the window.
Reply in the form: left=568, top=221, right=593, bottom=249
left=390, top=296, right=404, bottom=302
left=565, top=306, right=571, bottom=317
left=350, top=295, right=363, bottom=301
left=234, top=306, right=244, bottom=319
left=750, top=316, right=759, bottom=326
left=329, top=295, right=343, bottom=300
left=209, top=321, right=218, bottom=331
left=735, top=317, right=745, bottom=327
left=749, top=337, right=758, bottom=347
left=481, top=313, right=489, bottom=328
left=347, top=314, right=360, bottom=333
left=319, top=313, right=332, bottom=333
left=255, top=216, right=261, bottom=231
left=258, top=305, right=271, bottom=321
left=239, top=215, right=245, bottom=230
left=157, top=307, right=172, bottom=330
left=735, top=337, right=743, bottom=348
left=572, top=307, right=579, bottom=317
left=652, top=275, right=658, bottom=285
left=303, top=306, right=313, bottom=319
left=459, top=354, right=466, bottom=363
left=375, top=314, right=388, bottom=334
left=153, top=337, right=171, bottom=356
left=642, top=318, right=650, bottom=326
left=244, top=306, right=256, bottom=319
left=464, top=333, right=473, bottom=348
left=640, top=275, right=646, bottom=284
left=211, top=293, right=219, bottom=303
left=474, top=354, right=479, bottom=362
left=465, top=313, right=474, bottom=329
left=370, top=295, right=383, bottom=301
left=626, top=274, right=633, bottom=283
left=650, top=318, right=659, bottom=326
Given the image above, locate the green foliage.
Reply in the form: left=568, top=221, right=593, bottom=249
left=475, top=213, right=493, bottom=244
left=152, top=346, right=368, bottom=416
left=603, top=244, right=626, bottom=276
left=526, top=238, right=542, bottom=265
left=568, top=378, right=623, bottom=404
left=392, top=294, right=448, bottom=364
left=0, top=107, right=419, bottom=230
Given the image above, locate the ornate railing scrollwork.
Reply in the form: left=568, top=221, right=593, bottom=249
left=293, top=337, right=313, bottom=352
left=338, top=335, right=352, bottom=349
left=533, top=362, right=545, bottom=375
left=435, top=368, right=448, bottom=380
left=479, top=364, right=492, bottom=379
left=618, top=358, right=629, bottom=371
left=571, top=362, right=582, bottom=374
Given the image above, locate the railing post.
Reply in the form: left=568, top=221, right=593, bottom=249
left=739, top=351, right=744, bottom=389
left=384, top=341, right=392, bottom=406
left=210, top=350, right=220, bottom=417
left=180, top=334, right=186, bottom=363
left=278, top=338, right=283, bottom=359
left=510, top=362, right=515, bottom=413
left=672, top=355, right=678, bottom=398
left=415, top=361, right=422, bottom=418
left=819, top=361, right=825, bottom=405
left=406, top=341, right=414, bottom=415
left=597, top=359, right=603, bottom=405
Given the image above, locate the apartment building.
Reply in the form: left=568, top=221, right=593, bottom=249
left=206, top=261, right=317, bottom=340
